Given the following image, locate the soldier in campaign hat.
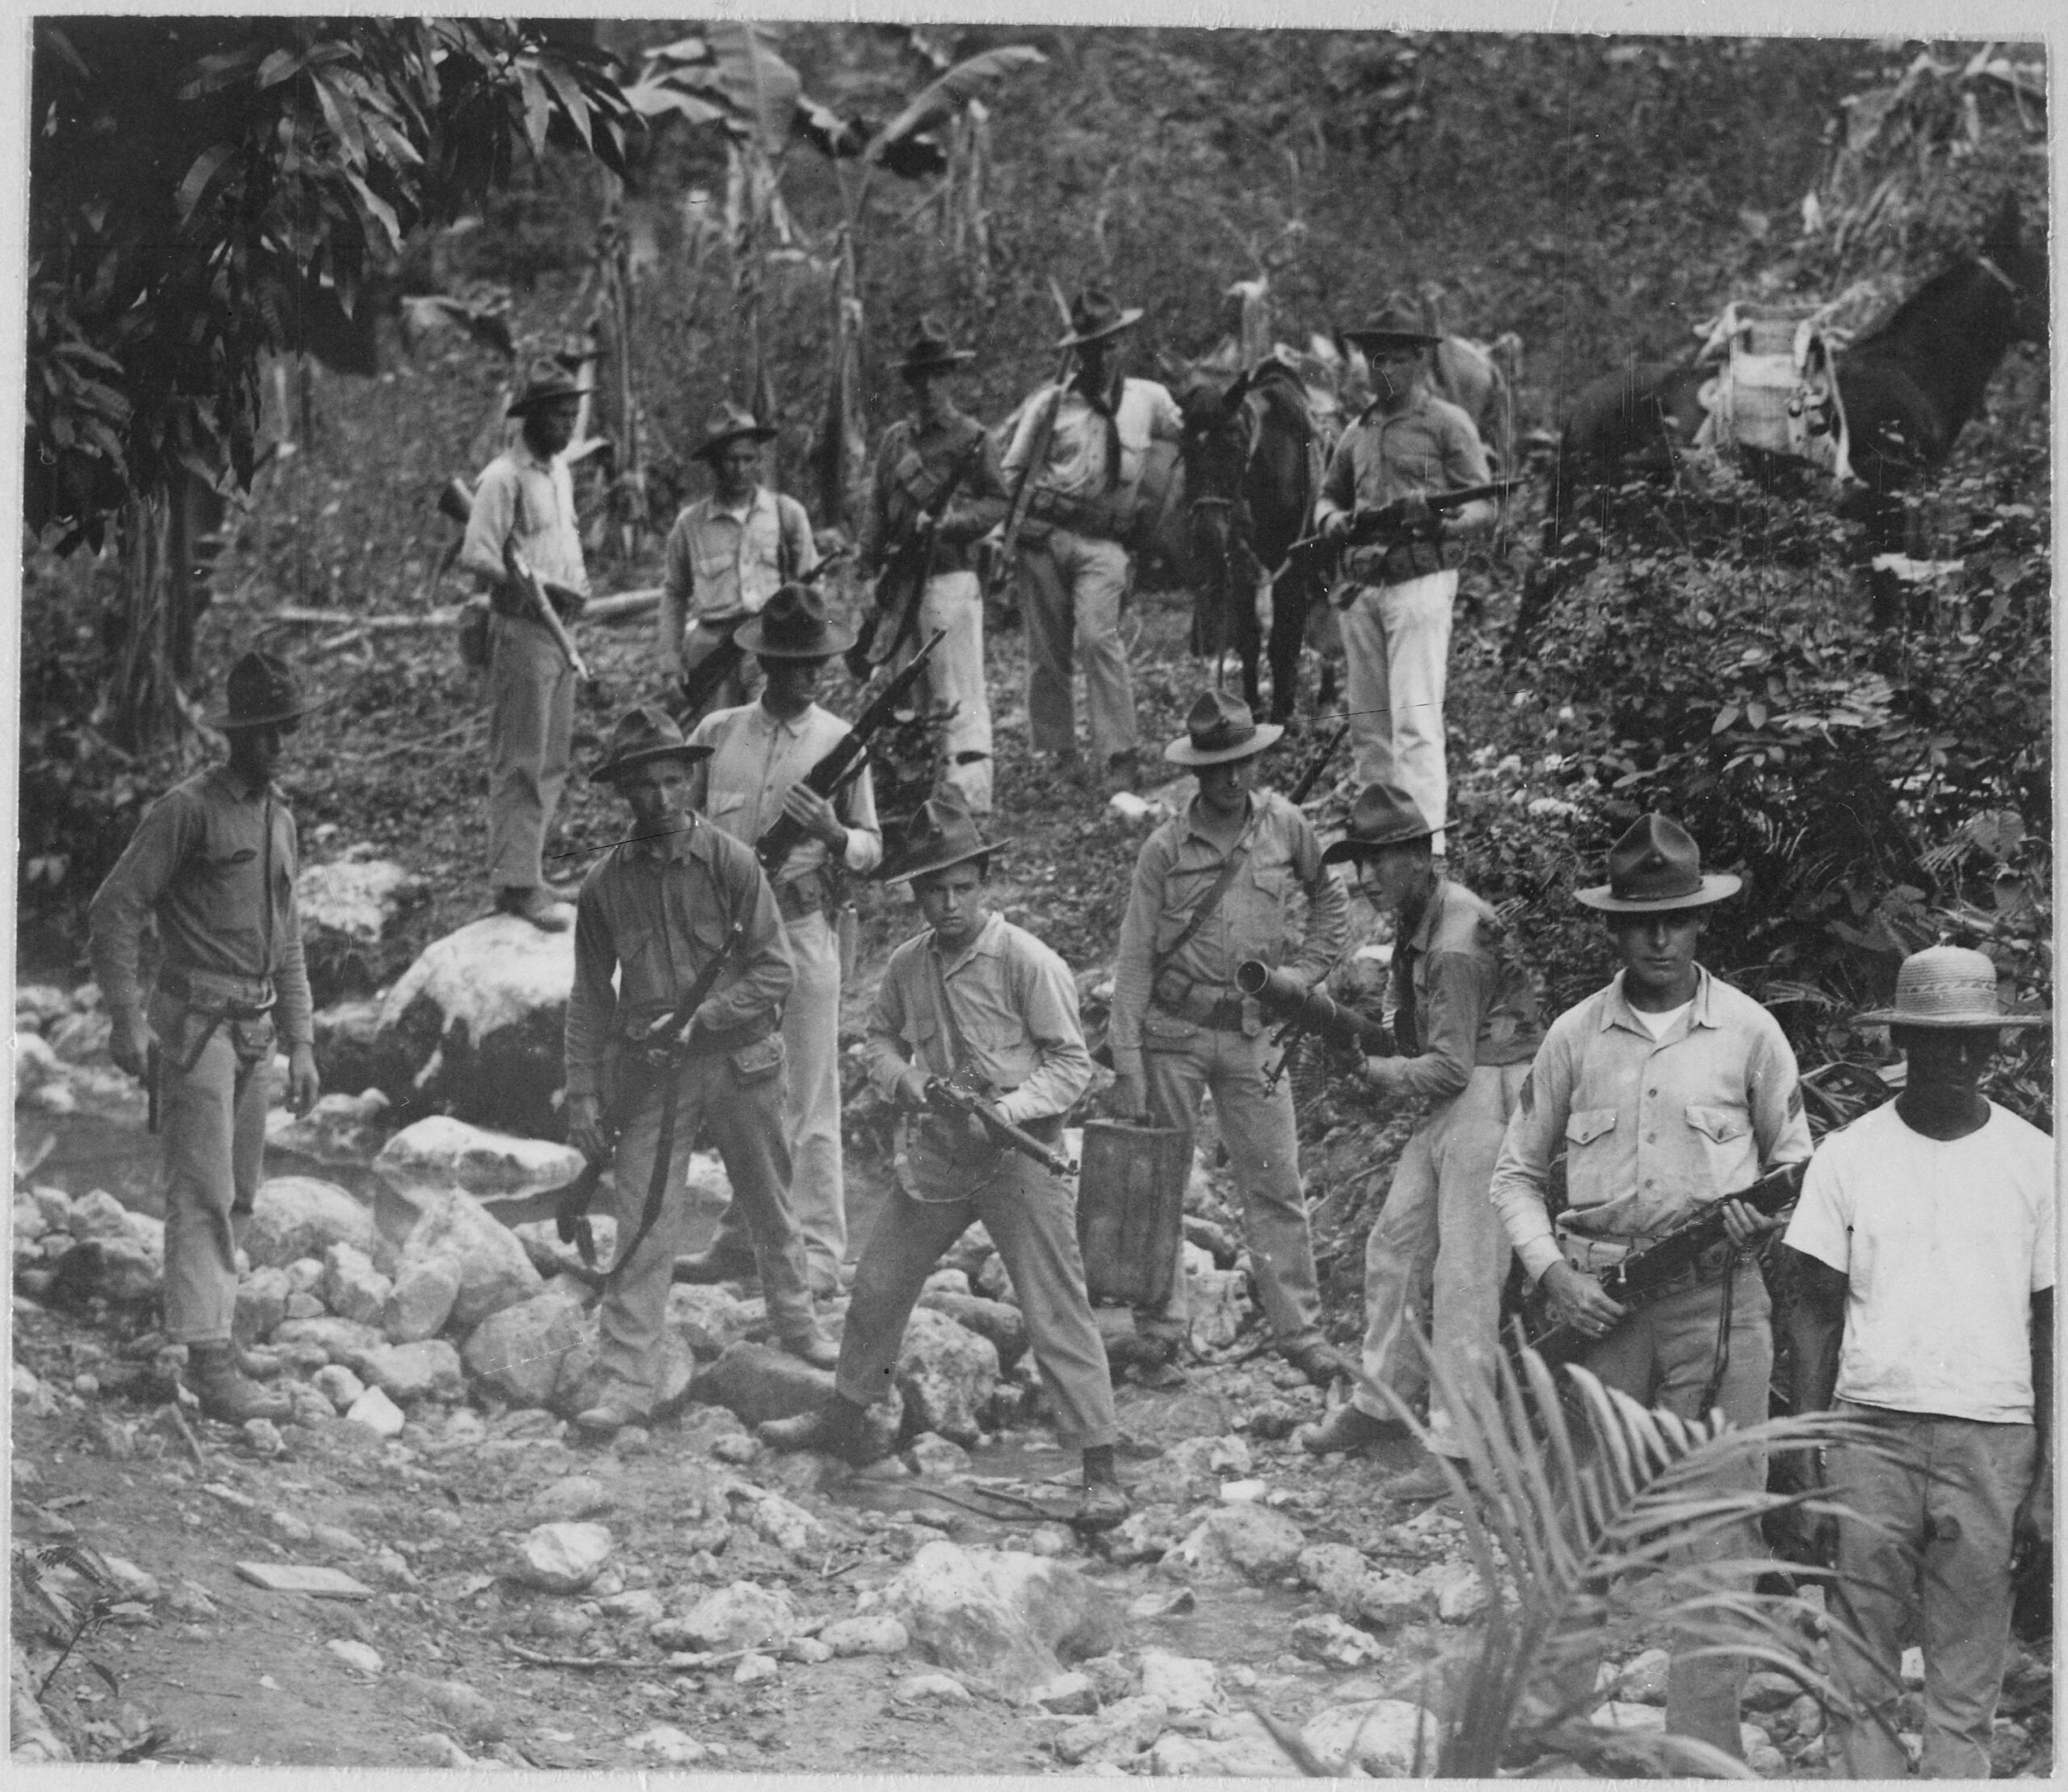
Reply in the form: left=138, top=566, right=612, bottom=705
left=1108, top=690, right=1349, bottom=1387
left=89, top=650, right=326, bottom=1424
left=1489, top=813, right=1811, bottom=1760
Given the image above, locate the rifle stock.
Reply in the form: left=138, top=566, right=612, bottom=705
left=504, top=542, right=592, bottom=680
left=1235, top=960, right=1394, bottom=1058
left=924, top=1076, right=1078, bottom=1180
left=1285, top=477, right=1526, bottom=572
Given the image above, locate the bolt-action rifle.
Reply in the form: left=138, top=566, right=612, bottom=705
left=849, top=434, right=989, bottom=680
left=923, top=1072, right=1079, bottom=1180
left=672, top=548, right=851, bottom=723
left=1284, top=478, right=1526, bottom=584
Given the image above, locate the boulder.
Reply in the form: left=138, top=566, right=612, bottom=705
left=373, top=915, right=574, bottom=1134
left=45, top=1235, right=162, bottom=1303
left=272, top=1315, right=386, bottom=1364
left=514, top=1216, right=618, bottom=1282
left=1032, top=1670, right=1099, bottom=1714
left=266, top=1089, right=393, bottom=1169
left=1297, top=1542, right=1370, bottom=1616
left=1357, top=1568, right=1438, bottom=1628
left=532, top=1476, right=614, bottom=1522
left=390, top=1188, right=542, bottom=1330
left=244, top=1177, right=388, bottom=1273
left=310, top=1000, right=407, bottom=1105
left=1056, top=1695, right=1169, bottom=1766
left=895, top=1305, right=1000, bottom=1444
left=462, top=1285, right=591, bottom=1409
left=653, top=1581, right=797, bottom=1653
left=879, top=1540, right=1123, bottom=1701
left=906, top=1432, right=974, bottom=1478
left=1149, top=1711, right=1302, bottom=1777
left=375, top=1115, right=584, bottom=1208
left=383, top=1258, right=461, bottom=1343
left=1140, top=1650, right=1220, bottom=1713
left=746, top=1490, right=827, bottom=1554
left=47, top=1008, right=113, bottom=1064
left=313, top=1365, right=367, bottom=1410
left=322, top=1243, right=393, bottom=1328
left=1613, top=1647, right=1671, bottom=1705
left=1301, top=1699, right=1442, bottom=1775
left=1291, top=1613, right=1388, bottom=1669
left=514, top=1522, right=613, bottom=1593
left=690, top=1342, right=836, bottom=1427
left=346, top=1386, right=407, bottom=1437
left=354, top=1340, right=465, bottom=1404
left=1163, top=1503, right=1305, bottom=1585
left=939, top=1223, right=1000, bottom=1285
left=1114, top=1385, right=1234, bottom=1450
left=64, top=1188, right=134, bottom=1243
left=297, top=856, right=428, bottom=1004
left=666, top=1284, right=758, bottom=1359
left=821, top=1614, right=910, bottom=1657
left=1186, top=1264, right=1253, bottom=1352
left=917, top=1290, right=1029, bottom=1370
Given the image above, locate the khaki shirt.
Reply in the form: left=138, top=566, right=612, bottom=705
left=1109, top=790, right=1347, bottom=1072
left=460, top=441, right=589, bottom=596
left=1002, top=376, right=1184, bottom=503
left=864, top=912, right=1092, bottom=1127
left=1490, top=966, right=1812, bottom=1281
left=659, top=487, right=818, bottom=668
left=687, top=701, right=883, bottom=889
left=1316, top=387, right=1491, bottom=518
left=88, top=766, right=313, bottom=1046
left=564, top=815, right=794, bottom=1099
left=858, top=410, right=1010, bottom=577
left=1363, top=878, right=1543, bottom=1107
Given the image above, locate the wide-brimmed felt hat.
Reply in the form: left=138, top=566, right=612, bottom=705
left=1058, top=287, right=1144, bottom=350
left=507, top=356, right=592, bottom=417
left=1857, top=945, right=2050, bottom=1030
left=735, top=583, right=857, bottom=661
left=1576, top=813, right=1741, bottom=913
left=1322, top=781, right=1444, bottom=862
left=1163, top=689, right=1284, bottom=768
left=205, top=649, right=327, bottom=731
left=881, top=796, right=1008, bottom=886
left=692, top=401, right=778, bottom=463
left=900, top=315, right=976, bottom=378
left=589, top=705, right=714, bottom=784
left=1342, top=294, right=1442, bottom=352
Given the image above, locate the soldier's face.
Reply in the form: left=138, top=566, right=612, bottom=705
left=1893, top=1024, right=1997, bottom=1095
left=228, top=720, right=294, bottom=782
left=620, top=759, right=692, bottom=830
left=1610, top=912, right=1703, bottom=1004
left=714, top=441, right=762, bottom=501
left=1196, top=757, right=1252, bottom=818
left=1078, top=338, right=1116, bottom=386
left=761, top=657, right=822, bottom=713
left=527, top=396, right=581, bottom=456
left=916, top=863, right=987, bottom=952
left=1370, top=346, right=1422, bottom=401
left=1356, top=843, right=1429, bottom=914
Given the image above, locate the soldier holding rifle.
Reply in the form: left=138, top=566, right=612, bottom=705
left=658, top=402, right=818, bottom=718
left=760, top=799, right=1128, bottom=1531
left=1109, top=691, right=1348, bottom=1387
left=855, top=317, right=1008, bottom=815
left=563, top=706, right=836, bottom=1438
left=1297, top=783, right=1542, bottom=1499
left=671, top=585, right=883, bottom=1298
left=1487, top=813, right=1811, bottom=1762
left=460, top=358, right=593, bottom=932
left=89, top=651, right=324, bottom=1424
left=1316, top=295, right=1500, bottom=834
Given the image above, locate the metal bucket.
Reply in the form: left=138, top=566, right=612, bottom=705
left=1075, top=1119, right=1191, bottom=1307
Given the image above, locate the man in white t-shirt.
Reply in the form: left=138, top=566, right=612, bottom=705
left=1783, top=945, right=2053, bottom=1780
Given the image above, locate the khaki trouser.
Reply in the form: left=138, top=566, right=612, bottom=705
left=1354, top=1061, right=1527, bottom=1451
left=1543, top=1267, right=1775, bottom=1761
left=704, top=908, right=846, bottom=1289
left=895, top=569, right=993, bottom=814
left=1340, top=570, right=1456, bottom=829
left=835, top=1135, right=1118, bottom=1449
left=1136, top=1022, right=1324, bottom=1354
left=486, top=613, right=574, bottom=891
left=149, top=991, right=273, bottom=1347
left=1827, top=1403, right=2037, bottom=1780
left=1019, top=527, right=1138, bottom=764
left=596, top=1045, right=818, bottom=1404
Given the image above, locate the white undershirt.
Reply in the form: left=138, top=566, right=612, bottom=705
left=1632, top=999, right=1693, bottom=1041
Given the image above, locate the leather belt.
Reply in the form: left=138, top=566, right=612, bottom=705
left=1152, top=992, right=1246, bottom=1033
left=158, top=966, right=275, bottom=1016
left=1344, top=539, right=1462, bottom=587
left=620, top=1011, right=776, bottom=1060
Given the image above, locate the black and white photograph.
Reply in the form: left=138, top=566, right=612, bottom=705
left=9, top=9, right=2057, bottom=1777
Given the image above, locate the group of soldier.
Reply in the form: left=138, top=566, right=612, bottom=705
left=87, top=285, right=2050, bottom=1778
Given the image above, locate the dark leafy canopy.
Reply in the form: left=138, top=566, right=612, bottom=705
left=26, top=16, right=633, bottom=552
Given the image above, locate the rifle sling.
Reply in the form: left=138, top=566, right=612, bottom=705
left=1152, top=812, right=1262, bottom=980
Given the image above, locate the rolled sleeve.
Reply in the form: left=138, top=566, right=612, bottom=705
left=837, top=762, right=883, bottom=874
left=994, top=949, right=1093, bottom=1124
left=1491, top=1034, right=1573, bottom=1280
left=1750, top=1024, right=1814, bottom=1173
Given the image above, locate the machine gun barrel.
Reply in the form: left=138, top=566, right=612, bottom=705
left=1235, top=960, right=1394, bottom=1058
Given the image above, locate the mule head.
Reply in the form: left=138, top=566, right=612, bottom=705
left=1980, top=190, right=2048, bottom=345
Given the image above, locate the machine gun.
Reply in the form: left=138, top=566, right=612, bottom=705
left=672, top=548, right=852, bottom=723
left=1235, top=958, right=1395, bottom=1092
left=552, top=922, right=746, bottom=1281
left=849, top=434, right=989, bottom=680
left=1518, top=1160, right=1808, bottom=1369
left=753, top=627, right=947, bottom=886
left=923, top=1072, right=1079, bottom=1181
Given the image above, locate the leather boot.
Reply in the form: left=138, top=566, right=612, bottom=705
left=780, top=1329, right=841, bottom=1371
left=186, top=1343, right=292, bottom=1425
left=757, top=1398, right=878, bottom=1465
left=1298, top=1402, right=1412, bottom=1454
left=672, top=1243, right=761, bottom=1286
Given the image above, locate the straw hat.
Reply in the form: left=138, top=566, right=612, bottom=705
left=1858, top=945, right=2050, bottom=1029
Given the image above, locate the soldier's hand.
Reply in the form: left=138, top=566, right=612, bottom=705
left=1720, top=1198, right=1782, bottom=1249
left=110, top=1013, right=155, bottom=1083
left=781, top=781, right=846, bottom=849
left=2015, top=1463, right=2054, bottom=1557
left=1542, top=1260, right=1625, bottom=1337
left=1110, top=1069, right=1149, bottom=1122
left=896, top=1068, right=933, bottom=1112
left=568, top=1093, right=609, bottom=1163
left=287, top=1043, right=320, bottom=1118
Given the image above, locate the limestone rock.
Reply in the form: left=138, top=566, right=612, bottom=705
left=322, top=1242, right=393, bottom=1328
left=917, top=1289, right=1030, bottom=1370
left=879, top=1539, right=1122, bottom=1700
left=327, top=1638, right=383, bottom=1677
left=462, top=1285, right=591, bottom=1408
left=310, top=1000, right=406, bottom=1104
left=895, top=1304, right=1000, bottom=1444
left=1163, top=1502, right=1305, bottom=1585
left=1742, top=1669, right=1802, bottom=1712
left=244, top=1177, right=387, bottom=1273
left=1615, top=1647, right=1672, bottom=1705
left=297, top=856, right=427, bottom=984
left=515, top=1521, right=614, bottom=1593
left=1291, top=1612, right=1388, bottom=1670
left=653, top=1581, right=797, bottom=1653
left=354, top=1340, right=464, bottom=1404
left=532, top=1475, right=614, bottom=1523
left=747, top=1490, right=827, bottom=1554
left=1296, top=1542, right=1370, bottom=1616
left=346, top=1386, right=406, bottom=1437
left=690, top=1341, right=836, bottom=1427
left=383, top=1258, right=461, bottom=1343
left=1033, top=1670, right=1099, bottom=1715
left=513, top=1215, right=618, bottom=1282
left=1140, top=1649, right=1219, bottom=1713
left=1114, top=1385, right=1234, bottom=1450
left=1591, top=1700, right=1667, bottom=1733
left=1302, top=1698, right=1442, bottom=1774
left=233, top=1267, right=292, bottom=1347
left=1056, top=1694, right=1169, bottom=1766
left=313, top=1365, right=367, bottom=1410
left=272, top=1315, right=386, bottom=1364
left=1357, top=1567, right=1438, bottom=1628
left=1186, top=1264, right=1252, bottom=1352
left=1148, top=1711, right=1301, bottom=1777
left=665, top=1284, right=757, bottom=1359
left=906, top=1432, right=974, bottom=1477
left=266, top=1089, right=392, bottom=1168
left=375, top=1115, right=585, bottom=1207
left=392, top=1187, right=542, bottom=1330
left=893, top=1671, right=974, bottom=1705
left=373, top=915, right=574, bottom=1134
left=820, top=1614, right=910, bottom=1657
left=1427, top=1560, right=1489, bottom=1623
left=625, top=1725, right=707, bottom=1766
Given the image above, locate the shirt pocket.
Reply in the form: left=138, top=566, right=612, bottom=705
left=1684, top=1101, right=1756, bottom=1191
left=1565, top=1108, right=1619, bottom=1149
left=203, top=841, right=264, bottom=932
